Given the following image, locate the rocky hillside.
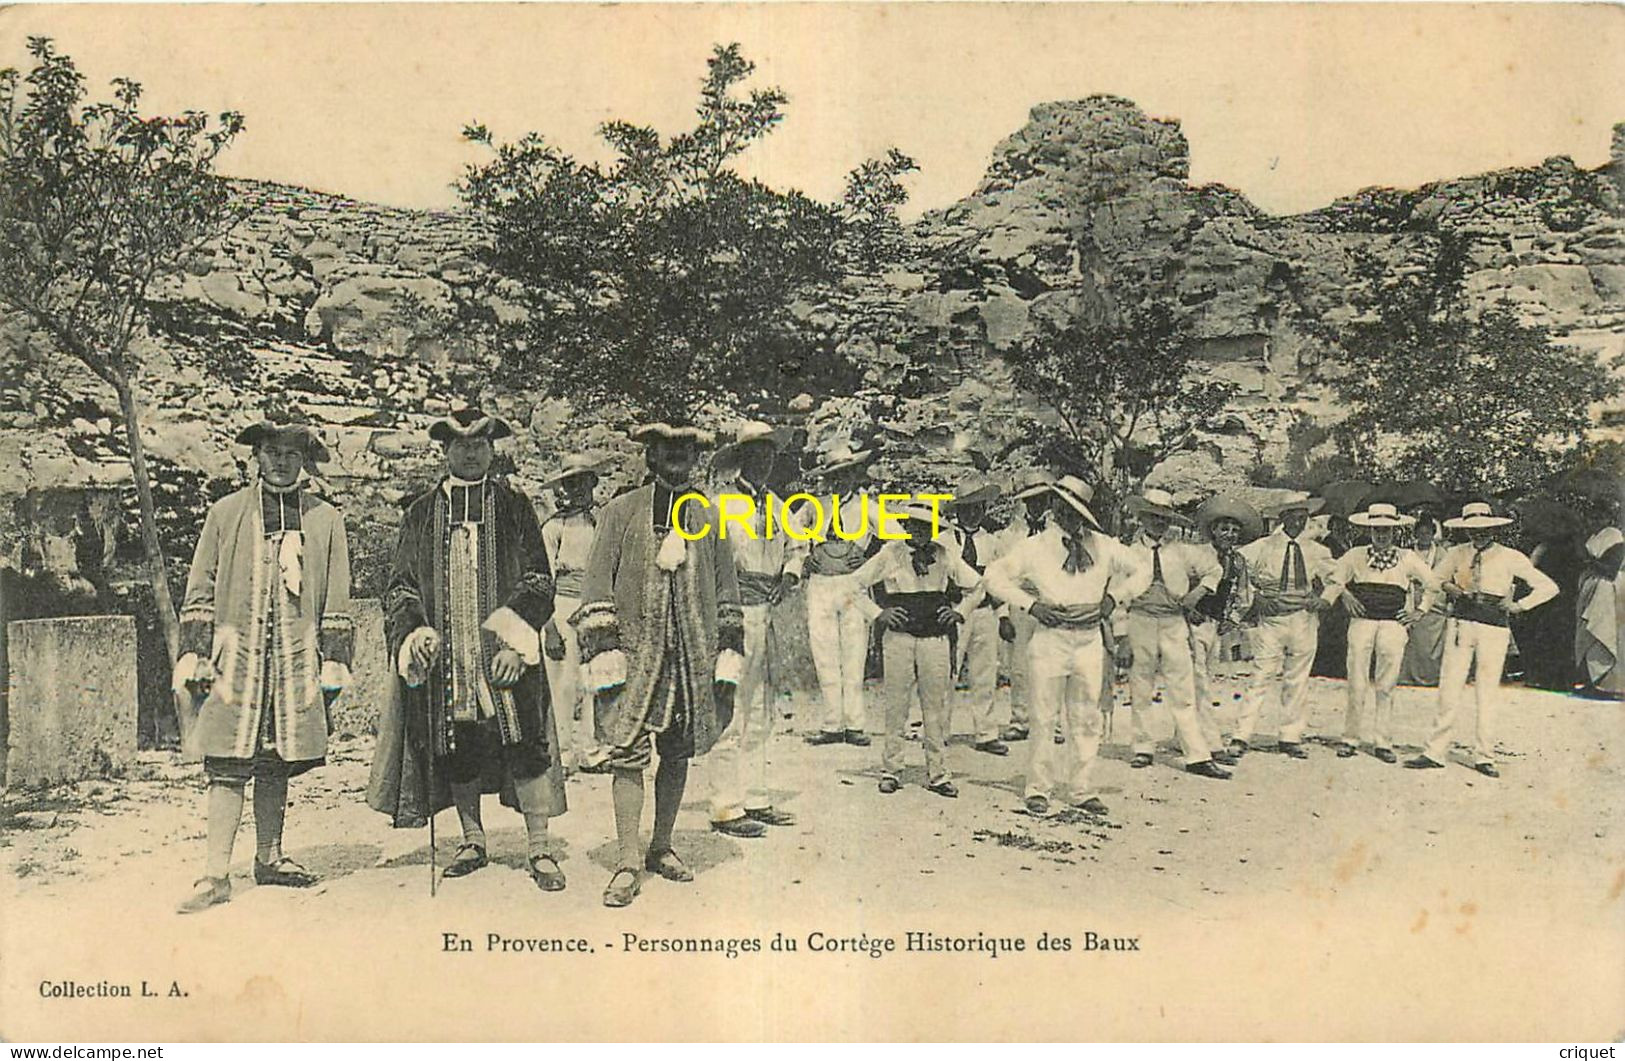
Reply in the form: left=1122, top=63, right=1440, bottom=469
left=3, top=96, right=1622, bottom=589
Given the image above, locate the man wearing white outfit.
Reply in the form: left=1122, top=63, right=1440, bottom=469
left=1233, top=494, right=1335, bottom=759
left=704, top=422, right=805, bottom=837
left=947, top=485, right=1010, bottom=757
left=842, top=503, right=984, bottom=797
left=1407, top=502, right=1559, bottom=777
left=801, top=443, right=879, bottom=748
left=1122, top=489, right=1233, bottom=777
left=540, top=453, right=605, bottom=774
left=985, top=476, right=1151, bottom=817
left=997, top=470, right=1056, bottom=743
left=1322, top=503, right=1441, bottom=764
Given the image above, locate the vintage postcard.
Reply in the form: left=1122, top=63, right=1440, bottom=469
left=1, top=2, right=1622, bottom=1043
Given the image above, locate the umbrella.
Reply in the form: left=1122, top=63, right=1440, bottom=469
left=1374, top=479, right=1447, bottom=512
left=1512, top=497, right=1585, bottom=543
left=1318, top=480, right=1374, bottom=519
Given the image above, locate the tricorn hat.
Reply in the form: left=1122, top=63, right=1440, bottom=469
left=1049, top=474, right=1104, bottom=532
left=1195, top=495, right=1264, bottom=542
left=1442, top=501, right=1513, bottom=530
left=428, top=408, right=513, bottom=445
left=236, top=419, right=331, bottom=464
left=538, top=453, right=609, bottom=491
left=1348, top=502, right=1416, bottom=528
left=629, top=421, right=716, bottom=446
left=1127, top=487, right=1188, bottom=524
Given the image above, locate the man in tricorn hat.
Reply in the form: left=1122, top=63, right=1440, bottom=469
left=574, top=420, right=743, bottom=907
left=1234, top=493, right=1335, bottom=759
left=539, top=452, right=607, bottom=773
left=985, top=476, right=1151, bottom=817
left=946, top=483, right=1010, bottom=756
left=1121, top=488, right=1232, bottom=778
left=800, top=441, right=879, bottom=747
left=700, top=420, right=805, bottom=838
left=174, top=417, right=353, bottom=914
left=366, top=408, right=568, bottom=893
left=1322, top=503, right=1441, bottom=764
left=1406, top=502, right=1558, bottom=777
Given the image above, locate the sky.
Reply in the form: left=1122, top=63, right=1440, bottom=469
left=2, top=3, right=1623, bottom=219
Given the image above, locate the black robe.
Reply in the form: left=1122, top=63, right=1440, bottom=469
left=366, top=478, right=567, bottom=827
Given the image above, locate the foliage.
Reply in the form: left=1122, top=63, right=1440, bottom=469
left=1322, top=238, right=1620, bottom=497
left=0, top=37, right=245, bottom=658
left=458, top=43, right=915, bottom=420
left=1003, top=291, right=1237, bottom=501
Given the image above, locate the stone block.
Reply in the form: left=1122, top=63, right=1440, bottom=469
left=327, top=598, right=388, bottom=738
left=5, top=616, right=137, bottom=787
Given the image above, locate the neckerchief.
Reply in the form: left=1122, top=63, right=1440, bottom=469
left=1369, top=544, right=1401, bottom=572
left=1062, top=531, right=1094, bottom=574
left=908, top=539, right=938, bottom=577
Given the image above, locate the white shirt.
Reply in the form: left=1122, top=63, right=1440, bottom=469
left=1435, top=542, right=1559, bottom=613
left=542, top=509, right=597, bottom=599
left=1125, top=533, right=1222, bottom=614
left=1321, top=545, right=1442, bottom=614
left=717, top=479, right=811, bottom=580
left=843, top=538, right=985, bottom=622
left=984, top=524, right=1151, bottom=635
left=1240, top=527, right=1336, bottom=613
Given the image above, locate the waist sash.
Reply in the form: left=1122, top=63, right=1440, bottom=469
left=886, top=591, right=957, bottom=638
left=1453, top=594, right=1510, bottom=628
left=736, top=570, right=781, bottom=607
left=1348, top=582, right=1408, bottom=621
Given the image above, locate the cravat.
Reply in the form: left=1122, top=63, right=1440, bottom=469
left=1062, top=533, right=1093, bottom=574
left=1471, top=545, right=1489, bottom=592
left=1150, top=542, right=1165, bottom=585
left=1280, top=539, right=1307, bottom=589
left=961, top=531, right=980, bottom=572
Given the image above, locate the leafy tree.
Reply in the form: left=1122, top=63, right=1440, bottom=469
left=458, top=43, right=915, bottom=420
left=0, top=37, right=244, bottom=660
left=1326, top=238, right=1620, bottom=497
left=1003, top=290, right=1237, bottom=508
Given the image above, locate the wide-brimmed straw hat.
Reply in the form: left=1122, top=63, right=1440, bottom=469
left=1195, top=496, right=1264, bottom=542
left=808, top=442, right=874, bottom=479
left=629, top=420, right=716, bottom=446
left=1443, top=501, right=1513, bottom=530
left=713, top=420, right=787, bottom=472
left=1348, top=502, right=1416, bottom=528
left=1049, top=475, right=1103, bottom=532
left=1012, top=469, right=1056, bottom=501
left=237, top=419, right=331, bottom=464
left=428, top=408, right=513, bottom=445
left=1261, top=493, right=1326, bottom=518
left=1127, top=487, right=1187, bottom=524
left=947, top=483, right=1001, bottom=510
left=538, top=453, right=609, bottom=490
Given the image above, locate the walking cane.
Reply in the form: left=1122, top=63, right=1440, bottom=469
left=427, top=736, right=438, bottom=898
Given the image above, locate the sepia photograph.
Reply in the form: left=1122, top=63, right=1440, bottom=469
left=0, top=1, right=1622, bottom=1044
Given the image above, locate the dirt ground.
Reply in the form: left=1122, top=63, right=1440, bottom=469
left=3, top=671, right=1623, bottom=1042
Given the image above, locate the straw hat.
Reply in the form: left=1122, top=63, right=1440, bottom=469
left=808, top=442, right=874, bottom=478
left=712, top=420, right=786, bottom=473
left=1049, top=475, right=1103, bottom=531
left=1011, top=469, right=1056, bottom=501
left=1261, top=493, right=1326, bottom=518
left=1347, top=502, right=1416, bottom=528
left=1126, top=487, right=1187, bottom=524
left=1442, top=501, right=1513, bottom=530
left=538, top=453, right=609, bottom=491
left=1195, top=496, right=1264, bottom=542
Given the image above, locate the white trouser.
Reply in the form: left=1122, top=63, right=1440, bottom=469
left=882, top=632, right=953, bottom=784
left=1237, top=610, right=1320, bottom=745
left=805, top=575, right=871, bottom=733
left=1426, top=619, right=1511, bottom=765
left=1025, top=625, right=1107, bottom=801
left=954, top=606, right=1002, bottom=743
left=1126, top=611, right=1212, bottom=763
left=543, top=594, right=590, bottom=768
left=1006, top=610, right=1037, bottom=729
left=1187, top=618, right=1227, bottom=749
left=1345, top=617, right=1406, bottom=749
left=707, top=604, right=774, bottom=821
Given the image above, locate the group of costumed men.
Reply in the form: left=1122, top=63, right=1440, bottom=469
left=171, top=411, right=1589, bottom=913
